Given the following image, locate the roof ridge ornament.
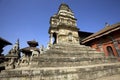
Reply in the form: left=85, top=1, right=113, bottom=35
left=105, top=22, right=110, bottom=27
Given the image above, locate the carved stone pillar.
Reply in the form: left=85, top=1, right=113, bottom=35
left=56, top=33, right=58, bottom=44
left=49, top=33, right=53, bottom=44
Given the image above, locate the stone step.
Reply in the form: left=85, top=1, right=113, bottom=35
left=50, top=48, right=98, bottom=53
left=53, top=43, right=87, bottom=48
left=31, top=57, right=118, bottom=67
left=42, top=50, right=104, bottom=58
left=1, top=62, right=120, bottom=80
left=52, top=44, right=91, bottom=50
left=51, top=44, right=94, bottom=51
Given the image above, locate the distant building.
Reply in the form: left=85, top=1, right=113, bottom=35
left=0, top=37, right=12, bottom=71
left=82, top=23, right=120, bottom=57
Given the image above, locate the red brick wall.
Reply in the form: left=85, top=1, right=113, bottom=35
left=89, top=30, right=120, bottom=57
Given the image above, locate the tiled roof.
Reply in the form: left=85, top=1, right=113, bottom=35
left=82, top=22, right=120, bottom=44
left=0, top=37, right=12, bottom=45
left=27, top=40, right=39, bottom=46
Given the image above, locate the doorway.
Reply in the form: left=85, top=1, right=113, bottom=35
left=53, top=33, right=57, bottom=44
left=106, top=46, right=115, bottom=56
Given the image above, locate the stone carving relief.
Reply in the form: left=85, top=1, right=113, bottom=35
left=39, top=45, right=44, bottom=54
left=21, top=53, right=28, bottom=64
left=5, top=40, right=20, bottom=69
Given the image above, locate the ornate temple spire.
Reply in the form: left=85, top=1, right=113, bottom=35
left=49, top=3, right=77, bottom=29
left=7, top=39, right=20, bottom=56
left=48, top=3, right=80, bottom=45
left=57, top=3, right=75, bottom=19
left=13, top=39, right=19, bottom=50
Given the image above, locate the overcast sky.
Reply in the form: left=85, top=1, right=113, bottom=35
left=0, top=0, right=120, bottom=54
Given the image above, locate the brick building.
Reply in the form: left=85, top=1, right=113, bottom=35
left=82, top=22, right=120, bottom=57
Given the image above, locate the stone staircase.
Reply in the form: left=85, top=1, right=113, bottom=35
left=0, top=43, right=120, bottom=80
left=30, top=43, right=118, bottom=67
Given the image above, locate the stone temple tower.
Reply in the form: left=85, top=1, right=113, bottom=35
left=49, top=3, right=80, bottom=45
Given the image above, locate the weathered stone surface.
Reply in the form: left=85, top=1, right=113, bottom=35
left=0, top=63, right=120, bottom=80
left=29, top=44, right=118, bottom=68
left=95, top=74, right=120, bottom=80
left=1, top=36, right=120, bottom=80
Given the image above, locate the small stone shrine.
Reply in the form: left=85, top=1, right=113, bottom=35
left=5, top=39, right=20, bottom=69
left=20, top=40, right=40, bottom=67
left=0, top=3, right=120, bottom=80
